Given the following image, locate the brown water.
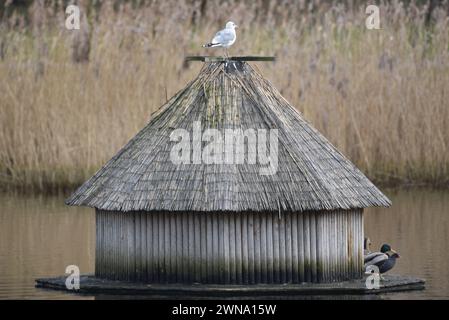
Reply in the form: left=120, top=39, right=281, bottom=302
left=0, top=189, right=448, bottom=299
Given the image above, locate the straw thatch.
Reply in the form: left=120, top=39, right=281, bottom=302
left=66, top=61, right=391, bottom=212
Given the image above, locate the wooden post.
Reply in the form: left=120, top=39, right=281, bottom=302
left=184, top=56, right=276, bottom=63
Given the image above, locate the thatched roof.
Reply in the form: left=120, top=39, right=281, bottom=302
left=66, top=61, right=391, bottom=212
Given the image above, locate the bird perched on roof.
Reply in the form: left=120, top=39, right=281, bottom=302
left=203, top=21, right=238, bottom=58
left=364, top=244, right=400, bottom=278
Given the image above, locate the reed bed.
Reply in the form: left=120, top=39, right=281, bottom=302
left=0, top=0, right=448, bottom=192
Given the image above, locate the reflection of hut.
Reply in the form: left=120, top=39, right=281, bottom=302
left=66, top=59, right=391, bottom=284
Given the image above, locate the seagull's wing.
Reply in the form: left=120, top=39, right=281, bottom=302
left=211, top=28, right=235, bottom=45
left=211, top=30, right=223, bottom=44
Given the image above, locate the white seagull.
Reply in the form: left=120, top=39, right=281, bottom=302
left=203, top=21, right=238, bottom=57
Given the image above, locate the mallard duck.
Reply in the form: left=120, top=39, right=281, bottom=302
left=364, top=237, right=372, bottom=255
left=364, top=244, right=400, bottom=276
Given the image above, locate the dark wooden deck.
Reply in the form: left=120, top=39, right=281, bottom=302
left=35, top=274, right=425, bottom=297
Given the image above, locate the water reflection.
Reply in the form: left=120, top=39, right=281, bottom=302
left=0, top=194, right=94, bottom=299
left=365, top=189, right=449, bottom=299
left=0, top=189, right=447, bottom=299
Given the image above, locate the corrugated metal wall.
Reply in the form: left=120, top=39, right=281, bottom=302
left=96, top=209, right=363, bottom=283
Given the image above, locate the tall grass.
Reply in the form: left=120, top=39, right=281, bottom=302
left=1, top=0, right=448, bottom=192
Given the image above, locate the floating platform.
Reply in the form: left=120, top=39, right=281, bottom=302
left=35, top=274, right=425, bottom=297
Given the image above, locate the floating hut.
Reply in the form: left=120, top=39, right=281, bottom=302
left=66, top=58, right=391, bottom=284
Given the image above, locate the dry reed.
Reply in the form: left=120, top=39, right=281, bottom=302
left=0, top=0, right=448, bottom=192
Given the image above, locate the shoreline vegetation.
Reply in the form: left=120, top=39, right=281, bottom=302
left=1, top=1, right=448, bottom=193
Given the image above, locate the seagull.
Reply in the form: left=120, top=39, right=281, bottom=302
left=203, top=21, right=238, bottom=58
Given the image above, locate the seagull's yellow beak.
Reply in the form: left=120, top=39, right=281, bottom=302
left=235, top=25, right=239, bottom=29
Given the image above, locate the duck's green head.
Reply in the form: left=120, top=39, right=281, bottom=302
left=381, top=244, right=400, bottom=258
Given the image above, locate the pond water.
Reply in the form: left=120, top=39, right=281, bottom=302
left=0, top=189, right=448, bottom=300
